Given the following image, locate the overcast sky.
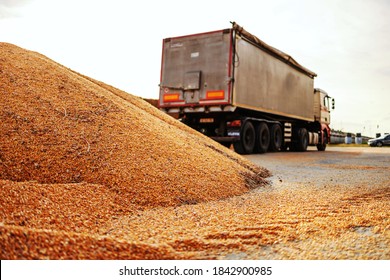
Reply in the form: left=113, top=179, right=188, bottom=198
left=1, top=0, right=389, bottom=136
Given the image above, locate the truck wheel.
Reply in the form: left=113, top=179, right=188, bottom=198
left=269, top=124, right=282, bottom=151
left=296, top=127, right=308, bottom=151
left=256, top=122, right=270, bottom=153
left=317, top=130, right=327, bottom=151
left=233, top=121, right=256, bottom=154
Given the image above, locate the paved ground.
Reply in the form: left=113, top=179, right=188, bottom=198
left=245, top=145, right=390, bottom=189
left=237, top=145, right=390, bottom=259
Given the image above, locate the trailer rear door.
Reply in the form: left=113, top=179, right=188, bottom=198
left=159, top=29, right=233, bottom=109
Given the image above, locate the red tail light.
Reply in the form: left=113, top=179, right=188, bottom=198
left=227, top=120, right=241, bottom=127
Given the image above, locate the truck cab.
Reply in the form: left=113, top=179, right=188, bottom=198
left=314, top=88, right=334, bottom=126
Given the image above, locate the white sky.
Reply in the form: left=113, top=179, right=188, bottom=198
left=1, top=0, right=389, bottom=136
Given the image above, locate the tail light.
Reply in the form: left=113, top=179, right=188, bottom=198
left=227, top=120, right=241, bottom=127
left=206, top=90, right=224, bottom=100
left=163, top=93, right=180, bottom=102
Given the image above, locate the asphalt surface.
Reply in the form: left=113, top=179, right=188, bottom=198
left=245, top=145, right=390, bottom=189
left=234, top=145, right=390, bottom=259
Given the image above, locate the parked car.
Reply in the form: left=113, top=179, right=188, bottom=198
left=368, top=134, right=390, bottom=147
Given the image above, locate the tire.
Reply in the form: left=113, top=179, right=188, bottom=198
left=317, top=130, right=328, bottom=151
left=296, top=127, right=308, bottom=152
left=269, top=124, right=283, bottom=151
left=256, top=122, right=270, bottom=153
left=233, top=120, right=256, bottom=154
left=377, top=142, right=383, bottom=147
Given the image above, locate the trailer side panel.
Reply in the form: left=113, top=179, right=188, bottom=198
left=233, top=36, right=315, bottom=122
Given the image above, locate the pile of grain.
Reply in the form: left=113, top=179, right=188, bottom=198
left=0, top=43, right=269, bottom=259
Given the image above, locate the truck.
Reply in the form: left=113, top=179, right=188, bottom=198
left=158, top=22, right=335, bottom=154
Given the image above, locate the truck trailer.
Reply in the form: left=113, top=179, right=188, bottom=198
left=158, top=22, right=334, bottom=154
